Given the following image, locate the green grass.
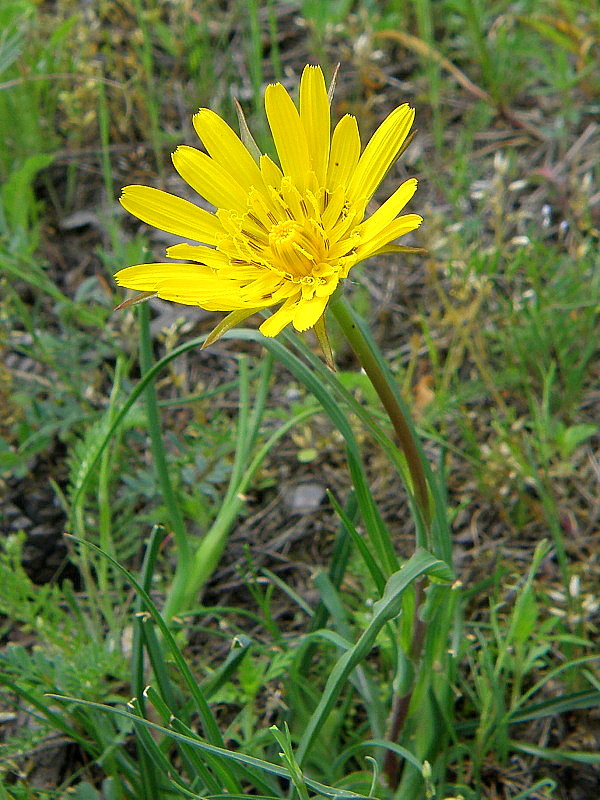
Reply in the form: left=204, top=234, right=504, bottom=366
left=1, top=0, right=598, bottom=798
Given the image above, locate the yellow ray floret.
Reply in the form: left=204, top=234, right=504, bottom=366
left=115, top=64, right=422, bottom=338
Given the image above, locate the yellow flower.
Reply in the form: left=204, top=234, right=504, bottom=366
left=115, top=65, right=422, bottom=338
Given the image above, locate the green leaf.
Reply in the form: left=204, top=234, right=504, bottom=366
left=556, top=422, right=598, bottom=458
left=203, top=308, right=263, bottom=348
left=510, top=738, right=600, bottom=765
left=66, top=782, right=101, bottom=800
left=297, top=549, right=453, bottom=763
left=1, top=152, right=54, bottom=233
left=46, top=695, right=374, bottom=800
left=234, top=97, right=262, bottom=162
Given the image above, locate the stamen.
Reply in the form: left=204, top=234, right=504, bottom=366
left=293, top=242, right=316, bottom=262
left=247, top=212, right=268, bottom=232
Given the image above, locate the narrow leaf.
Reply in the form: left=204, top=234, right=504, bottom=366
left=234, top=97, right=262, bottom=163
left=327, top=63, right=340, bottom=104
left=313, top=313, right=335, bottom=370
left=203, top=308, right=263, bottom=349
left=114, top=291, right=156, bottom=311
left=297, top=549, right=453, bottom=763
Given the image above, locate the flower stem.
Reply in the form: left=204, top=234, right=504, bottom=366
left=330, top=294, right=433, bottom=790
left=330, top=294, right=431, bottom=531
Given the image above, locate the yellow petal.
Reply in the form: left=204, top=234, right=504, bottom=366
left=166, top=243, right=229, bottom=269
left=279, top=177, right=306, bottom=221
left=260, top=154, right=283, bottom=190
left=328, top=209, right=362, bottom=253
left=120, top=185, right=222, bottom=244
left=314, top=273, right=339, bottom=297
left=239, top=272, right=282, bottom=302
left=270, top=280, right=300, bottom=303
left=116, top=262, right=253, bottom=309
left=115, top=262, right=216, bottom=291
left=157, top=291, right=248, bottom=310
left=321, top=185, right=346, bottom=230
left=259, top=298, right=297, bottom=337
left=247, top=185, right=282, bottom=229
left=327, top=114, right=361, bottom=192
left=357, top=178, right=418, bottom=242
left=193, top=108, right=265, bottom=192
left=293, top=294, right=329, bottom=331
left=265, top=82, right=311, bottom=191
left=355, top=213, right=423, bottom=260
left=299, top=65, right=330, bottom=185
left=171, top=146, right=247, bottom=212
left=347, top=105, right=415, bottom=206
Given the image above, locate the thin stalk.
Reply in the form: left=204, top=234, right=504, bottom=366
left=137, top=304, right=192, bottom=616
left=383, top=580, right=428, bottom=789
left=330, top=294, right=431, bottom=531
left=225, top=355, right=252, bottom=498
left=330, top=293, right=434, bottom=789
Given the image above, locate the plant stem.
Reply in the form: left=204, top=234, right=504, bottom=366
left=330, top=293, right=433, bottom=789
left=382, top=580, right=428, bottom=789
left=330, top=294, right=431, bottom=530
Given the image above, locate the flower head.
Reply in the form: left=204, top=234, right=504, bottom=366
left=115, top=65, right=422, bottom=338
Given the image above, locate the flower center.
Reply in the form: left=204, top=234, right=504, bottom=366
left=268, top=220, right=321, bottom=278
